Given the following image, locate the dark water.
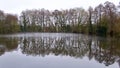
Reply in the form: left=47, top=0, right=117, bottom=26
left=0, top=33, right=119, bottom=68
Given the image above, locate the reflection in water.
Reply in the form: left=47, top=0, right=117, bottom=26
left=0, top=37, right=18, bottom=56
left=0, top=33, right=120, bottom=67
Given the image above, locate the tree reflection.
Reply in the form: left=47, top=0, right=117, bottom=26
left=0, top=37, right=19, bottom=56
left=18, top=35, right=120, bottom=67
left=20, top=35, right=90, bottom=57
left=0, top=34, right=120, bottom=67
left=92, top=38, right=120, bottom=66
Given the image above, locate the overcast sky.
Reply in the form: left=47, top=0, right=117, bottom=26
left=0, top=0, right=119, bottom=14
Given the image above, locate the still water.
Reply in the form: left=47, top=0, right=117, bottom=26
left=0, top=33, right=119, bottom=68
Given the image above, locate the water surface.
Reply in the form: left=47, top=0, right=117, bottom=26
left=0, top=33, right=119, bottom=68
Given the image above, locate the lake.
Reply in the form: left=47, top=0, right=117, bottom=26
left=0, top=33, right=119, bottom=68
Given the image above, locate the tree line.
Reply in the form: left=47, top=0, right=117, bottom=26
left=0, top=1, right=120, bottom=37
left=0, top=10, right=20, bottom=34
